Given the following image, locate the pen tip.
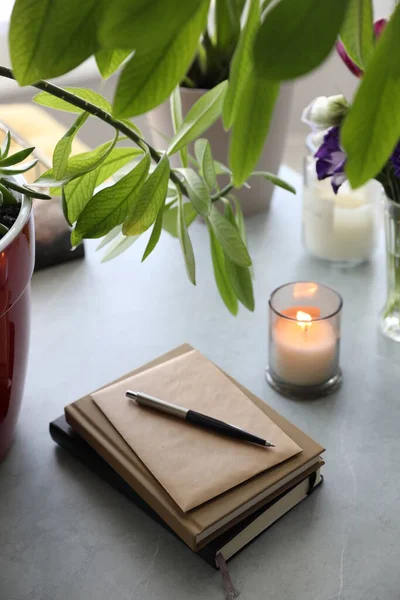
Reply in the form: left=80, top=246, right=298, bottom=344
left=265, top=442, right=275, bottom=447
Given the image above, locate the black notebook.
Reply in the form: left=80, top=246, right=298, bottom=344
left=50, top=415, right=323, bottom=568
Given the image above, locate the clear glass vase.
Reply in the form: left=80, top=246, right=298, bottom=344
left=380, top=195, right=400, bottom=341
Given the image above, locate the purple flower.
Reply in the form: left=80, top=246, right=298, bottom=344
left=391, top=141, right=400, bottom=177
left=315, top=127, right=347, bottom=194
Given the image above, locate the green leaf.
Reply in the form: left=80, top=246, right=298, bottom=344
left=222, top=0, right=259, bottom=129
left=0, top=223, right=9, bottom=237
left=10, top=0, right=98, bottom=85
left=340, top=0, right=374, bottom=69
left=52, top=112, right=88, bottom=180
left=208, top=205, right=251, bottom=267
left=168, top=81, right=228, bottom=155
left=253, top=0, right=349, bottom=80
left=223, top=202, right=254, bottom=311
left=35, top=135, right=118, bottom=187
left=163, top=203, right=197, bottom=237
left=101, top=234, right=140, bottom=262
left=229, top=73, right=279, bottom=187
left=176, top=168, right=211, bottom=217
left=73, top=153, right=150, bottom=242
left=123, top=154, right=170, bottom=236
left=34, top=88, right=112, bottom=114
left=1, top=179, right=51, bottom=200
left=0, top=182, right=19, bottom=204
left=61, top=187, right=71, bottom=227
left=0, top=132, right=11, bottom=158
left=113, top=1, right=209, bottom=118
left=96, top=225, right=123, bottom=251
left=195, top=139, right=216, bottom=191
left=170, top=87, right=188, bottom=168
left=99, top=0, right=204, bottom=49
left=0, top=147, right=34, bottom=167
left=231, top=195, right=246, bottom=244
left=142, top=206, right=164, bottom=262
left=251, top=171, right=296, bottom=194
left=0, top=159, right=38, bottom=176
left=208, top=222, right=238, bottom=315
left=215, top=0, right=243, bottom=53
left=214, top=160, right=231, bottom=176
left=177, top=190, right=196, bottom=284
left=95, top=49, right=131, bottom=79
left=342, top=3, right=400, bottom=188
left=63, top=169, right=98, bottom=224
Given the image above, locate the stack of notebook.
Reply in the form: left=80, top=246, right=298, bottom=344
left=51, top=344, right=324, bottom=568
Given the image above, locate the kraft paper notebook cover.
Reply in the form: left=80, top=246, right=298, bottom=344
left=65, top=344, right=324, bottom=551
left=92, top=349, right=302, bottom=511
left=50, top=414, right=324, bottom=568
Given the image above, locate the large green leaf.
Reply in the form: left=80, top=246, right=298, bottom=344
left=64, top=169, right=98, bottom=224
left=101, top=234, right=140, bottom=262
left=35, top=135, right=118, bottom=187
left=96, top=225, right=123, bottom=251
left=342, top=4, right=400, bottom=188
left=99, top=0, right=204, bottom=50
left=208, top=223, right=238, bottom=315
left=95, top=49, right=131, bottom=79
left=229, top=73, right=279, bottom=187
left=168, top=81, right=228, bottom=155
left=223, top=202, right=254, bottom=311
left=10, top=0, right=98, bottom=85
left=177, top=191, right=196, bottom=284
left=163, top=203, right=197, bottom=237
left=72, top=153, right=150, bottom=244
left=52, top=112, right=88, bottom=180
left=340, top=0, right=374, bottom=69
left=222, top=0, right=259, bottom=129
left=208, top=205, right=251, bottom=267
left=170, top=87, right=188, bottom=168
left=123, top=154, right=170, bottom=235
left=253, top=0, right=349, bottom=80
left=113, top=2, right=209, bottom=118
left=194, top=139, right=216, bottom=191
left=142, top=206, right=165, bottom=262
left=33, top=88, right=113, bottom=114
left=176, top=168, right=211, bottom=217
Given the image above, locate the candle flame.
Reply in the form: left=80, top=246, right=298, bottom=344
left=296, top=310, right=312, bottom=331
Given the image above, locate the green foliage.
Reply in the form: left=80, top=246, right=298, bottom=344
left=163, top=203, right=197, bottom=237
left=101, top=233, right=140, bottom=262
left=339, top=0, right=374, bottom=69
left=222, top=0, right=259, bottom=129
left=215, top=0, right=246, bottom=54
left=34, top=88, right=113, bottom=114
left=207, top=206, right=251, bottom=267
left=229, top=76, right=279, bottom=187
left=177, top=190, right=196, bottom=284
left=168, top=82, right=227, bottom=155
left=52, top=112, right=88, bottom=180
left=142, top=207, right=165, bottom=262
left=123, top=154, right=170, bottom=236
left=208, top=222, right=238, bottom=315
left=170, top=87, right=188, bottom=168
left=10, top=0, right=98, bottom=85
left=342, top=3, right=400, bottom=187
left=194, top=139, right=216, bottom=191
left=72, top=154, right=150, bottom=244
left=251, top=172, right=296, bottom=194
left=253, top=0, right=350, bottom=80
left=113, top=2, right=209, bottom=117
left=176, top=168, right=211, bottom=217
left=95, top=49, right=131, bottom=79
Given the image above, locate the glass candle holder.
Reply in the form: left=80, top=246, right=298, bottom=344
left=303, top=134, right=380, bottom=266
left=266, top=282, right=343, bottom=399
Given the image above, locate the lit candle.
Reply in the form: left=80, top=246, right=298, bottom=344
left=272, top=306, right=337, bottom=387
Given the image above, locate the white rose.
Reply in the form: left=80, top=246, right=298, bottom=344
left=302, top=95, right=349, bottom=129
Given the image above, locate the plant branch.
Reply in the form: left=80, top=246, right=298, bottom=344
left=211, top=183, right=233, bottom=202
left=0, top=66, right=187, bottom=195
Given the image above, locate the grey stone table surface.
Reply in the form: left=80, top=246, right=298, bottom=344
left=2, top=166, right=400, bottom=600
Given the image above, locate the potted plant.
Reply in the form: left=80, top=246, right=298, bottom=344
left=0, top=134, right=51, bottom=459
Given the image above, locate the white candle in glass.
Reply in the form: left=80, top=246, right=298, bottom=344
left=273, top=309, right=337, bottom=386
left=303, top=161, right=379, bottom=263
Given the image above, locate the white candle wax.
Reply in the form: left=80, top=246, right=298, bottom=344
left=303, top=164, right=379, bottom=262
left=273, top=311, right=337, bottom=386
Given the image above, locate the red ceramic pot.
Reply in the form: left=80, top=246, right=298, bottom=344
left=0, top=193, right=34, bottom=461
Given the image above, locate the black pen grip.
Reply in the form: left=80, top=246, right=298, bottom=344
left=186, top=410, right=266, bottom=446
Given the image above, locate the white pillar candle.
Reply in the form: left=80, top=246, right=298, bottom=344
left=273, top=309, right=337, bottom=386
left=303, top=163, right=379, bottom=263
